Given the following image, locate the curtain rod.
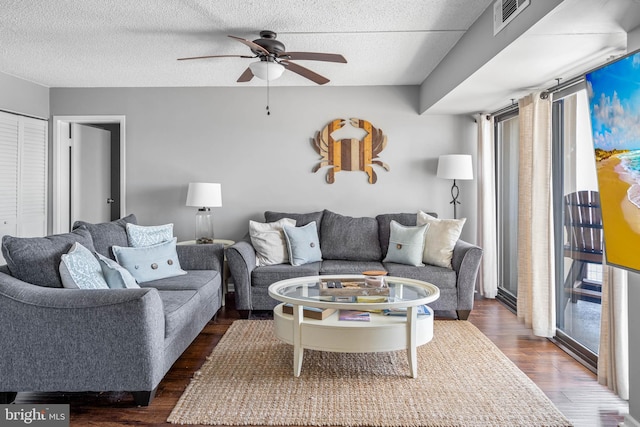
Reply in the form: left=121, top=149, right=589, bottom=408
left=489, top=74, right=586, bottom=116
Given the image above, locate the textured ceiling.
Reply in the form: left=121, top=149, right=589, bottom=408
left=0, top=0, right=493, bottom=88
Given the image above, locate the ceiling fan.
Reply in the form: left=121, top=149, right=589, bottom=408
left=178, top=30, right=347, bottom=85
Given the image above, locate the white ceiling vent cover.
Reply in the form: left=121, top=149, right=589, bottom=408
left=493, top=0, right=530, bottom=35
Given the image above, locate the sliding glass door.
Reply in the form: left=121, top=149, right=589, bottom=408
left=495, top=112, right=520, bottom=310
left=552, top=89, right=603, bottom=366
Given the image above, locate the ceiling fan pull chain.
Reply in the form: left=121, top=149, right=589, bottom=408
left=266, top=63, right=271, bottom=115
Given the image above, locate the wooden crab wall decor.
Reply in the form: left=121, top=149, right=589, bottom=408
left=311, top=118, right=390, bottom=184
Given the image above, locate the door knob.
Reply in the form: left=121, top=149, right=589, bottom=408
left=106, top=198, right=115, bottom=204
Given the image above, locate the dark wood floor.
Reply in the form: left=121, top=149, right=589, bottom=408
left=14, top=294, right=627, bottom=427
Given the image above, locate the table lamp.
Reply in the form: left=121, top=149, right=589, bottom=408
left=436, top=155, right=473, bottom=219
left=186, top=182, right=222, bottom=244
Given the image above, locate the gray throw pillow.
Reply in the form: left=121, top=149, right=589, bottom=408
left=265, top=211, right=324, bottom=228
left=320, top=210, right=382, bottom=261
left=73, top=214, right=137, bottom=259
left=1, top=228, right=96, bottom=288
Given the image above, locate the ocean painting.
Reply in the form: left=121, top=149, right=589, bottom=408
left=586, top=50, right=640, bottom=272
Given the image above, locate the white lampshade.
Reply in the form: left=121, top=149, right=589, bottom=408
left=186, top=183, right=222, bottom=208
left=249, top=61, right=285, bottom=81
left=436, top=155, right=474, bottom=180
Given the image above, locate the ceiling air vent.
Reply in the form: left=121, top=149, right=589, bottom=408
left=493, top=0, right=530, bottom=35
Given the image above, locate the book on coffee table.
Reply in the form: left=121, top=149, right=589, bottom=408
left=282, top=304, right=336, bottom=320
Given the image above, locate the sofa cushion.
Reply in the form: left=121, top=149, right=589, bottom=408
left=383, top=262, right=457, bottom=290
left=251, top=262, right=321, bottom=288
left=382, top=221, right=428, bottom=267
left=320, top=210, right=382, bottom=261
left=320, top=260, right=386, bottom=275
left=2, top=228, right=96, bottom=288
left=126, top=223, right=173, bottom=247
left=250, top=218, right=296, bottom=266
left=141, top=270, right=219, bottom=292
left=96, top=252, right=140, bottom=289
left=265, top=211, right=324, bottom=228
left=417, top=211, right=465, bottom=269
left=376, top=212, right=437, bottom=256
left=283, top=222, right=322, bottom=266
left=73, top=214, right=137, bottom=259
left=59, top=242, right=109, bottom=289
left=113, top=237, right=187, bottom=283
left=157, top=289, right=200, bottom=339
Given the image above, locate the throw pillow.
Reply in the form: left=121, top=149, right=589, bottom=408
left=73, top=214, right=137, bottom=259
left=1, top=228, right=96, bottom=288
left=417, top=211, right=466, bottom=269
left=126, top=223, right=173, bottom=247
left=250, top=218, right=296, bottom=266
left=319, top=210, right=382, bottom=261
left=283, top=221, right=323, bottom=266
left=112, top=237, right=186, bottom=283
left=383, top=221, right=429, bottom=266
left=59, top=242, right=109, bottom=289
left=96, top=252, right=140, bottom=289
left=265, top=211, right=324, bottom=228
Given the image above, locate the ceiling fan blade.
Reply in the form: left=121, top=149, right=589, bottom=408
left=281, top=60, right=330, bottom=85
left=281, top=52, right=347, bottom=63
left=228, top=35, right=270, bottom=55
left=177, top=54, right=254, bottom=61
left=237, top=67, right=254, bottom=82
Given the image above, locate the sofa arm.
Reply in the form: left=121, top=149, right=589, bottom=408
left=0, top=272, right=165, bottom=393
left=451, top=239, right=483, bottom=312
left=176, top=243, right=224, bottom=272
left=226, top=240, right=257, bottom=311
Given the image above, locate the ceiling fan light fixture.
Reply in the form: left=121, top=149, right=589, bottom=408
left=249, top=61, right=285, bottom=81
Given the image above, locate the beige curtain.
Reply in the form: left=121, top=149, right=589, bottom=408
left=598, top=264, right=629, bottom=400
left=516, top=92, right=556, bottom=338
left=476, top=113, right=498, bottom=298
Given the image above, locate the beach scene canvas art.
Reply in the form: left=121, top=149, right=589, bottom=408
left=586, top=50, right=640, bottom=272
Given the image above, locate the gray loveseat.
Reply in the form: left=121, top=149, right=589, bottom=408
left=0, top=215, right=223, bottom=406
left=227, top=210, right=482, bottom=319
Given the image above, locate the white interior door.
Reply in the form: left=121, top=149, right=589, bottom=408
left=71, top=123, right=111, bottom=225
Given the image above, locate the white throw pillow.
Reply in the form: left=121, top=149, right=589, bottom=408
left=416, top=211, right=466, bottom=269
left=250, top=218, right=296, bottom=266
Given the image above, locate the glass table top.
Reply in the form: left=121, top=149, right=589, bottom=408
left=268, top=275, right=440, bottom=310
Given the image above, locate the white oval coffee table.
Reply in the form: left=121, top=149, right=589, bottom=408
left=268, top=275, right=440, bottom=378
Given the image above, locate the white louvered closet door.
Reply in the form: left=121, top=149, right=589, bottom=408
left=0, top=112, right=19, bottom=241
left=0, top=111, right=48, bottom=263
left=19, top=117, right=48, bottom=237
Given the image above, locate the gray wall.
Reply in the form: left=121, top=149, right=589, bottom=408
left=50, top=85, right=477, bottom=243
left=0, top=71, right=49, bottom=118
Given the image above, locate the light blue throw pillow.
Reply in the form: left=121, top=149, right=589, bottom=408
left=383, top=221, right=429, bottom=267
left=96, top=252, right=140, bottom=289
left=112, top=237, right=186, bottom=283
left=283, top=221, right=322, bottom=266
left=59, top=242, right=109, bottom=289
left=126, top=223, right=173, bottom=247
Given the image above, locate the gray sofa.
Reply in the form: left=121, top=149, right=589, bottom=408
left=227, top=210, right=482, bottom=319
left=0, top=215, right=224, bottom=406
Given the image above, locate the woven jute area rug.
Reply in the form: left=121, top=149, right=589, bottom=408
left=168, top=320, right=572, bottom=427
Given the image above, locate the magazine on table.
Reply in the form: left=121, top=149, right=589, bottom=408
left=382, top=305, right=431, bottom=316
left=338, top=310, right=371, bottom=321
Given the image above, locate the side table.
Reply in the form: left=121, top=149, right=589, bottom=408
left=178, top=239, right=235, bottom=306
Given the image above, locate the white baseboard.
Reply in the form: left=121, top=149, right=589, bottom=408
left=622, top=413, right=640, bottom=427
